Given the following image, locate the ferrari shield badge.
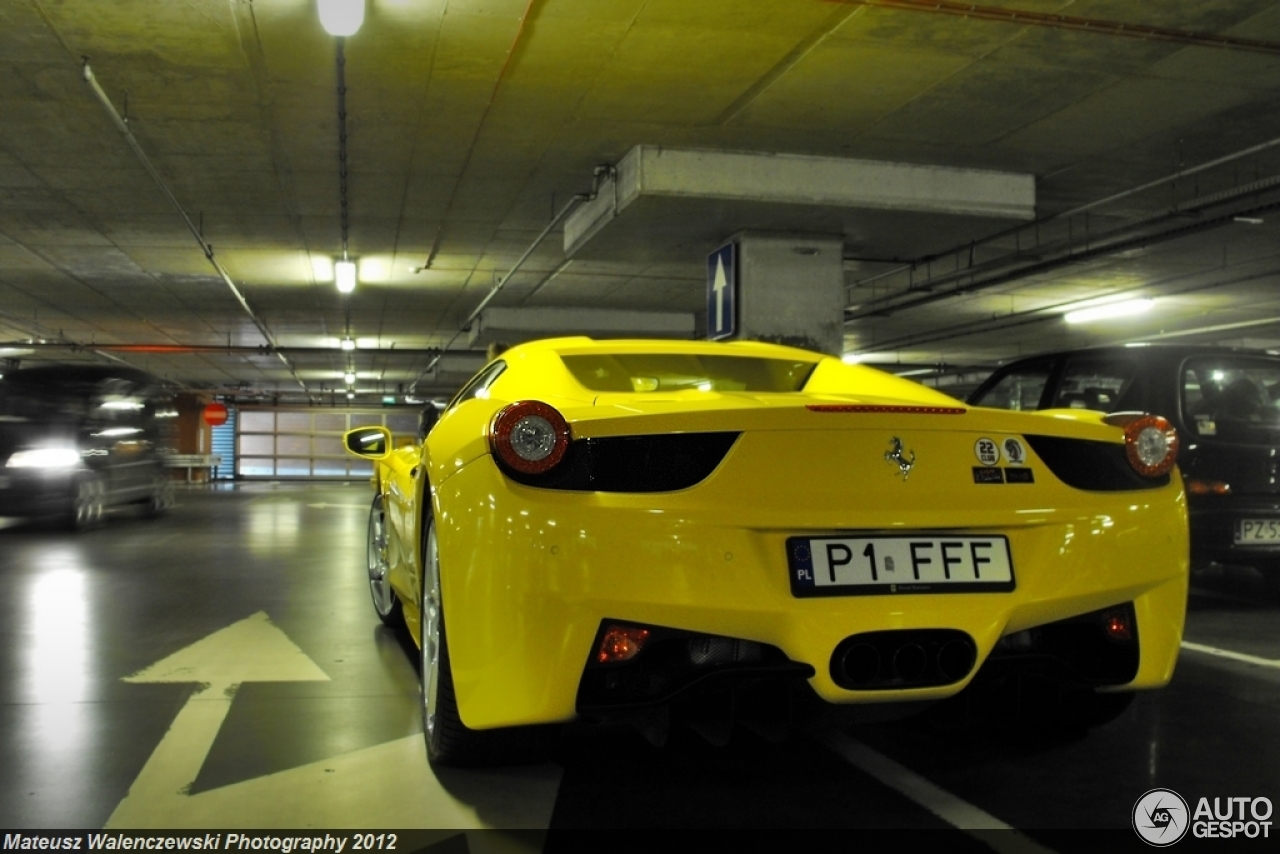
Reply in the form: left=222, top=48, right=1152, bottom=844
left=884, top=437, right=916, bottom=481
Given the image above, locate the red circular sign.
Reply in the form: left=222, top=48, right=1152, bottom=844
left=203, top=403, right=229, bottom=426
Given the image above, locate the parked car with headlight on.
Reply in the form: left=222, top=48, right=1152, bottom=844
left=969, top=344, right=1280, bottom=592
left=343, top=337, right=1189, bottom=766
left=0, top=363, right=175, bottom=529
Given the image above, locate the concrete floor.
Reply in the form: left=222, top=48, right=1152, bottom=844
left=1, top=482, right=1277, bottom=843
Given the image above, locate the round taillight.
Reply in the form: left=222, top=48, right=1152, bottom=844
left=1122, top=414, right=1179, bottom=478
left=489, top=400, right=571, bottom=474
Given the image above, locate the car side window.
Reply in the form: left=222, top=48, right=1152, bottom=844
left=970, top=362, right=1054, bottom=411
left=1049, top=357, right=1137, bottom=413
left=1182, top=357, right=1280, bottom=441
left=445, top=360, right=507, bottom=413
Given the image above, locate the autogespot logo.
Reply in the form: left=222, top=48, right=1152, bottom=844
left=1134, top=788, right=1190, bottom=846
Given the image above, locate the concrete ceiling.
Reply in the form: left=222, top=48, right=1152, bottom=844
left=6, top=0, right=1280, bottom=401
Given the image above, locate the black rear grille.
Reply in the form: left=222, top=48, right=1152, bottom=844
left=1025, top=434, right=1169, bottom=491
left=576, top=621, right=811, bottom=711
left=987, top=602, right=1140, bottom=685
left=500, top=431, right=739, bottom=492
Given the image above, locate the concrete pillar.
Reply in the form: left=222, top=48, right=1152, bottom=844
left=729, top=232, right=845, bottom=356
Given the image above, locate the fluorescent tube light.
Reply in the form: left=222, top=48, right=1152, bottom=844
left=335, top=260, right=357, bottom=294
left=1063, top=298, right=1154, bottom=325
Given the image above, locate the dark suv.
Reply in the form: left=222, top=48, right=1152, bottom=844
left=0, top=364, right=175, bottom=529
left=969, top=345, right=1280, bottom=592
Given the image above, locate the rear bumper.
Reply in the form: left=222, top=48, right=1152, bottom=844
left=1189, top=496, right=1280, bottom=567
left=434, top=455, right=1189, bottom=730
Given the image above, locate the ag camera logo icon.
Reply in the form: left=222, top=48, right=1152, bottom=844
left=1134, top=788, right=1190, bottom=846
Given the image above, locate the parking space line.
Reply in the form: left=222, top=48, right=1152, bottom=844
left=817, top=729, right=1055, bottom=853
left=1181, top=640, right=1280, bottom=669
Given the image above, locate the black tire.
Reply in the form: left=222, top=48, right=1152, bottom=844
left=1251, top=560, right=1280, bottom=599
left=919, top=676, right=1135, bottom=733
left=66, top=474, right=106, bottom=531
left=420, top=513, right=551, bottom=767
left=1018, top=685, right=1136, bottom=732
left=1075, top=690, right=1135, bottom=729
left=366, top=495, right=403, bottom=627
left=144, top=472, right=175, bottom=517
left=1265, top=574, right=1280, bottom=599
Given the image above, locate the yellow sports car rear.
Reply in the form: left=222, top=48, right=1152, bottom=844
left=345, top=337, right=1188, bottom=766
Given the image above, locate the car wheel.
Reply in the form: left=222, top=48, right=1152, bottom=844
left=1069, top=690, right=1135, bottom=729
left=420, top=513, right=552, bottom=767
left=366, top=495, right=402, bottom=626
left=67, top=475, right=106, bottom=531
left=1250, top=560, right=1280, bottom=598
left=145, top=473, right=174, bottom=517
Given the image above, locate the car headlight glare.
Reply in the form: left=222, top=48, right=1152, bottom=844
left=6, top=447, right=82, bottom=469
left=489, top=400, right=571, bottom=475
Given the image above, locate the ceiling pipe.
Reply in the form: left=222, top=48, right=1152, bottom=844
left=0, top=341, right=489, bottom=359
left=80, top=59, right=307, bottom=394
left=854, top=258, right=1280, bottom=356
left=848, top=1, right=1280, bottom=55
left=847, top=156, right=1280, bottom=324
left=414, top=0, right=542, bottom=273
left=847, top=195, right=1280, bottom=323
left=409, top=165, right=613, bottom=391
left=848, top=133, right=1280, bottom=303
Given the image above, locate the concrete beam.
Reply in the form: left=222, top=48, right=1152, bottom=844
left=565, top=146, right=1036, bottom=258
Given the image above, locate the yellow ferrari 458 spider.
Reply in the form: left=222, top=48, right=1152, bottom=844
left=343, top=337, right=1188, bottom=766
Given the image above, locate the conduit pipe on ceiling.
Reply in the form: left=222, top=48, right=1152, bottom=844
left=849, top=133, right=1280, bottom=297
left=0, top=342, right=463, bottom=355
left=845, top=137, right=1280, bottom=324
left=410, top=165, right=614, bottom=390
left=80, top=60, right=307, bottom=394
left=852, top=0, right=1280, bottom=56
left=855, top=193, right=1280, bottom=350
left=855, top=244, right=1280, bottom=356
left=847, top=185, right=1280, bottom=324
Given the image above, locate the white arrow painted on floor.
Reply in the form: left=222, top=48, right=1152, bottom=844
left=107, top=611, right=330, bottom=827
left=107, top=611, right=561, bottom=830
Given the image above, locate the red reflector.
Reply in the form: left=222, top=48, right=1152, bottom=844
left=1103, top=612, right=1132, bottom=640
left=1186, top=479, right=1231, bottom=496
left=805, top=405, right=967, bottom=414
left=597, top=625, right=651, bottom=663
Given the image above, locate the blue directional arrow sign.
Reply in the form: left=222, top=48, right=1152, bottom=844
left=707, top=242, right=737, bottom=340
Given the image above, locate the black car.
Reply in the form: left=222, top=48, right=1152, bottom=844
left=0, top=364, right=175, bottom=529
left=968, top=344, right=1280, bottom=592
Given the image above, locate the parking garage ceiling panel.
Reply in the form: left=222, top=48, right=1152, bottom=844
left=5, top=1, right=1280, bottom=398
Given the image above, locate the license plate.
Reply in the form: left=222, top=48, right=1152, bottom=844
left=788, top=535, right=1015, bottom=596
left=1234, top=519, right=1280, bottom=544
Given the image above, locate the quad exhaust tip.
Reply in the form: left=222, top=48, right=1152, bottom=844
left=832, top=629, right=977, bottom=690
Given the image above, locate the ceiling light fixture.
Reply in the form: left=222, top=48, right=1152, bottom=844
left=1064, top=298, right=1155, bottom=324
left=318, top=0, right=365, bottom=37
left=335, top=259, right=357, bottom=294
left=344, top=371, right=356, bottom=385
left=340, top=337, right=356, bottom=351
